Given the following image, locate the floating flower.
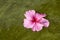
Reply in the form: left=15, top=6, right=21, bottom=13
left=23, top=10, right=49, bottom=31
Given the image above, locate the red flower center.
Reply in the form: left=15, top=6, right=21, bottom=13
left=32, top=16, right=37, bottom=23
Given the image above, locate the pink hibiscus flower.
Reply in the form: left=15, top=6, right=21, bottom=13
left=23, top=10, right=49, bottom=31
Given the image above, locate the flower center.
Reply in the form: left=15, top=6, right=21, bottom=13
left=32, top=16, right=37, bottom=23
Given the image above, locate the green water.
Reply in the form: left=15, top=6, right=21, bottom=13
left=0, top=0, right=60, bottom=40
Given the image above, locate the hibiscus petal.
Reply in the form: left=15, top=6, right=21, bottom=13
left=40, top=18, right=49, bottom=27
left=36, top=23, right=43, bottom=31
left=35, top=13, right=41, bottom=21
left=24, top=10, right=35, bottom=20
left=40, top=13, right=46, bottom=17
left=32, top=26, right=36, bottom=31
left=32, top=23, right=43, bottom=31
left=23, top=19, right=34, bottom=28
left=36, top=13, right=46, bottom=21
